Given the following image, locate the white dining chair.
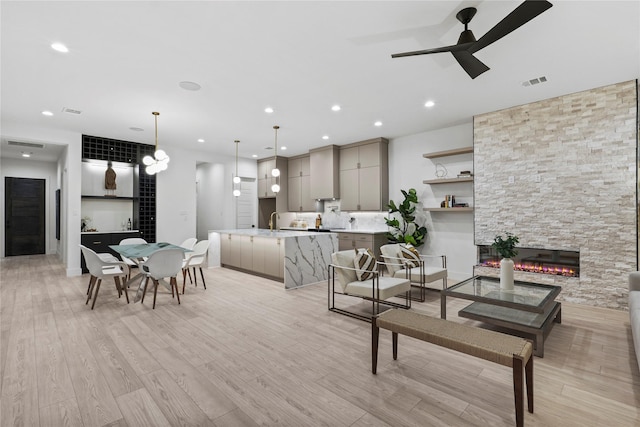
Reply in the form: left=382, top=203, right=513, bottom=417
left=140, top=248, right=184, bottom=309
left=181, top=240, right=209, bottom=294
left=80, top=245, right=129, bottom=309
left=118, top=237, right=148, bottom=280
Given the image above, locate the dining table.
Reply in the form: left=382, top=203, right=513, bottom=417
left=109, top=242, right=190, bottom=302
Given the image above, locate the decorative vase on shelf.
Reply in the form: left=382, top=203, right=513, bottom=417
left=500, top=258, right=514, bottom=290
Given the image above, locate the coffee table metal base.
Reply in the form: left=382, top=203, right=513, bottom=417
left=458, top=301, right=562, bottom=357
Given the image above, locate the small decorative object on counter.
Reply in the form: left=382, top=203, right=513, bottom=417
left=127, top=218, right=132, bottom=230
left=315, top=214, right=322, bottom=229
left=492, top=232, right=519, bottom=290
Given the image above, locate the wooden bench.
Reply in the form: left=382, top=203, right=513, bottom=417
left=372, top=309, right=533, bottom=427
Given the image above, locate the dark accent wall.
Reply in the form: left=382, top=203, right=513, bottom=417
left=82, top=135, right=156, bottom=242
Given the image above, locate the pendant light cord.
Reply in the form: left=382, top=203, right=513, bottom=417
left=152, top=111, right=159, bottom=153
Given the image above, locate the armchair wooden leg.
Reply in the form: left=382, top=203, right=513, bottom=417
left=182, top=268, right=187, bottom=294
left=199, top=267, right=206, bottom=289
left=86, top=276, right=96, bottom=303
left=91, top=279, right=102, bottom=310
left=141, top=276, right=149, bottom=304
left=193, top=267, right=198, bottom=287
left=118, top=276, right=129, bottom=303
left=172, top=277, right=181, bottom=304
left=392, top=332, right=398, bottom=360
left=152, top=279, right=159, bottom=309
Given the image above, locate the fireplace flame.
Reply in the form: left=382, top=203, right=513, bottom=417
left=483, top=260, right=578, bottom=277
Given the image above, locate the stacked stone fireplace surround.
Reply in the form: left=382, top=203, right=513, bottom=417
left=473, top=80, right=638, bottom=310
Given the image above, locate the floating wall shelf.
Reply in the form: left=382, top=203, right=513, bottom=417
left=423, top=147, right=473, bottom=159
left=423, top=177, right=473, bottom=185
left=424, top=207, right=474, bottom=212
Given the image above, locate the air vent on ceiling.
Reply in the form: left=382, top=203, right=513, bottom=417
left=264, top=146, right=273, bottom=150
left=8, top=141, right=45, bottom=149
left=62, top=107, right=82, bottom=115
left=522, top=76, right=548, bottom=87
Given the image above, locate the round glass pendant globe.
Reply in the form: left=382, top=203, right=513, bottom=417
left=142, top=155, right=154, bottom=166
left=145, top=164, right=156, bottom=175
left=271, top=183, right=280, bottom=193
left=155, top=149, right=168, bottom=161
left=233, top=189, right=241, bottom=197
left=233, top=176, right=241, bottom=184
left=158, top=162, right=168, bottom=171
left=271, top=168, right=280, bottom=177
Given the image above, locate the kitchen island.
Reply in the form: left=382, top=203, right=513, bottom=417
left=208, top=229, right=338, bottom=289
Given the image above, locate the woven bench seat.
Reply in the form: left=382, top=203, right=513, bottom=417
left=373, top=309, right=533, bottom=427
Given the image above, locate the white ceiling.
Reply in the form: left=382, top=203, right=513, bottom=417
left=1, top=1, right=638, bottom=162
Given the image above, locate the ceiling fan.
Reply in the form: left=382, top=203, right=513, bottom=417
left=391, top=0, right=553, bottom=79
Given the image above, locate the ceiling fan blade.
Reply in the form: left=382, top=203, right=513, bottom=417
left=452, top=51, right=490, bottom=79
left=391, top=42, right=474, bottom=58
left=469, top=0, right=553, bottom=54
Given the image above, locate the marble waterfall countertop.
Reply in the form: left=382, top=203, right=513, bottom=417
left=209, top=229, right=338, bottom=289
left=212, top=228, right=336, bottom=237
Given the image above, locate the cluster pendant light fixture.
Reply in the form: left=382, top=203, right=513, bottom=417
left=142, top=112, right=170, bottom=175
left=233, top=140, right=241, bottom=197
left=271, top=125, right=280, bottom=193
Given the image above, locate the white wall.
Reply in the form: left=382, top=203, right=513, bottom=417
left=0, top=157, right=59, bottom=256
left=389, top=122, right=477, bottom=280
left=155, top=147, right=257, bottom=246
left=0, top=121, right=82, bottom=276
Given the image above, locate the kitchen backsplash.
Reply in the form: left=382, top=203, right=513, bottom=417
left=280, top=200, right=388, bottom=231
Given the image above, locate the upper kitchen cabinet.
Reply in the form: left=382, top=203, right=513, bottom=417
left=309, top=145, right=340, bottom=200
left=288, top=154, right=315, bottom=212
left=257, top=156, right=288, bottom=200
left=339, top=138, right=389, bottom=211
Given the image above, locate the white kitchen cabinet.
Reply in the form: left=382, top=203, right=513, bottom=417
left=309, top=145, right=340, bottom=200
left=264, top=237, right=284, bottom=279
left=288, top=154, right=314, bottom=212
left=240, top=235, right=254, bottom=270
left=339, top=138, right=388, bottom=211
left=222, top=233, right=242, bottom=268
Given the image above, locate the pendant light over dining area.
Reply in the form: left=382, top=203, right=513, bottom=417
left=142, top=111, right=170, bottom=175
left=233, top=139, right=241, bottom=197
left=271, top=125, right=280, bottom=193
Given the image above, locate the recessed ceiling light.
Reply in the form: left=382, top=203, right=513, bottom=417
left=252, top=154, right=258, bottom=158
left=129, top=127, right=144, bottom=132
left=51, top=43, right=68, bottom=53
left=264, top=107, right=274, bottom=113
left=281, top=146, right=287, bottom=151
left=374, top=121, right=382, bottom=127
left=21, top=152, right=32, bottom=158
left=331, top=105, right=341, bottom=111
left=179, top=81, right=201, bottom=91
left=197, top=138, right=205, bottom=143
left=41, top=111, right=53, bottom=116
left=322, top=135, right=329, bottom=140
left=424, top=100, right=435, bottom=108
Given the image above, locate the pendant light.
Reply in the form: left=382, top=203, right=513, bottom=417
left=233, top=140, right=241, bottom=197
left=142, top=111, right=170, bottom=175
left=271, top=125, right=280, bottom=193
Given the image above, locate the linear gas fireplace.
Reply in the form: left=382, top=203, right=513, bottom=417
left=477, top=246, right=580, bottom=277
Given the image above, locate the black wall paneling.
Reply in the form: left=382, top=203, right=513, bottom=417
left=82, top=135, right=156, bottom=242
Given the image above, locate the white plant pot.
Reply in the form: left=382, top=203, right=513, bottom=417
left=500, top=258, right=514, bottom=290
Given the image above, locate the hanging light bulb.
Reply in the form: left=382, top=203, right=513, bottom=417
left=233, top=140, right=241, bottom=197
left=144, top=112, right=170, bottom=175
left=271, top=125, right=280, bottom=193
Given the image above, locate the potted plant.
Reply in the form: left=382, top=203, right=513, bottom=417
left=492, top=232, right=519, bottom=289
left=385, top=188, right=427, bottom=247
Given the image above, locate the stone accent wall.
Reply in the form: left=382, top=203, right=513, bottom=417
left=474, top=80, right=638, bottom=310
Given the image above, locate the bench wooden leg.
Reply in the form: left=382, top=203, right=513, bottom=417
left=513, top=356, right=524, bottom=427
left=526, top=355, right=534, bottom=413
left=372, top=318, right=379, bottom=374
left=392, top=332, right=398, bottom=360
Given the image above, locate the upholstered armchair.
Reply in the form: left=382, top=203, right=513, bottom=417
left=380, top=243, right=447, bottom=302
left=328, top=249, right=411, bottom=322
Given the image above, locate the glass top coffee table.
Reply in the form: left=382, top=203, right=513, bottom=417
left=441, top=275, right=562, bottom=357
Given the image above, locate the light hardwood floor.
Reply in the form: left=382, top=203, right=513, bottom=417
left=1, top=254, right=639, bottom=426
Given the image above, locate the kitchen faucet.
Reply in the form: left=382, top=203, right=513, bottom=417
left=269, top=211, right=280, bottom=231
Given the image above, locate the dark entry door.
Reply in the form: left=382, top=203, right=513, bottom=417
left=5, top=177, right=46, bottom=256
